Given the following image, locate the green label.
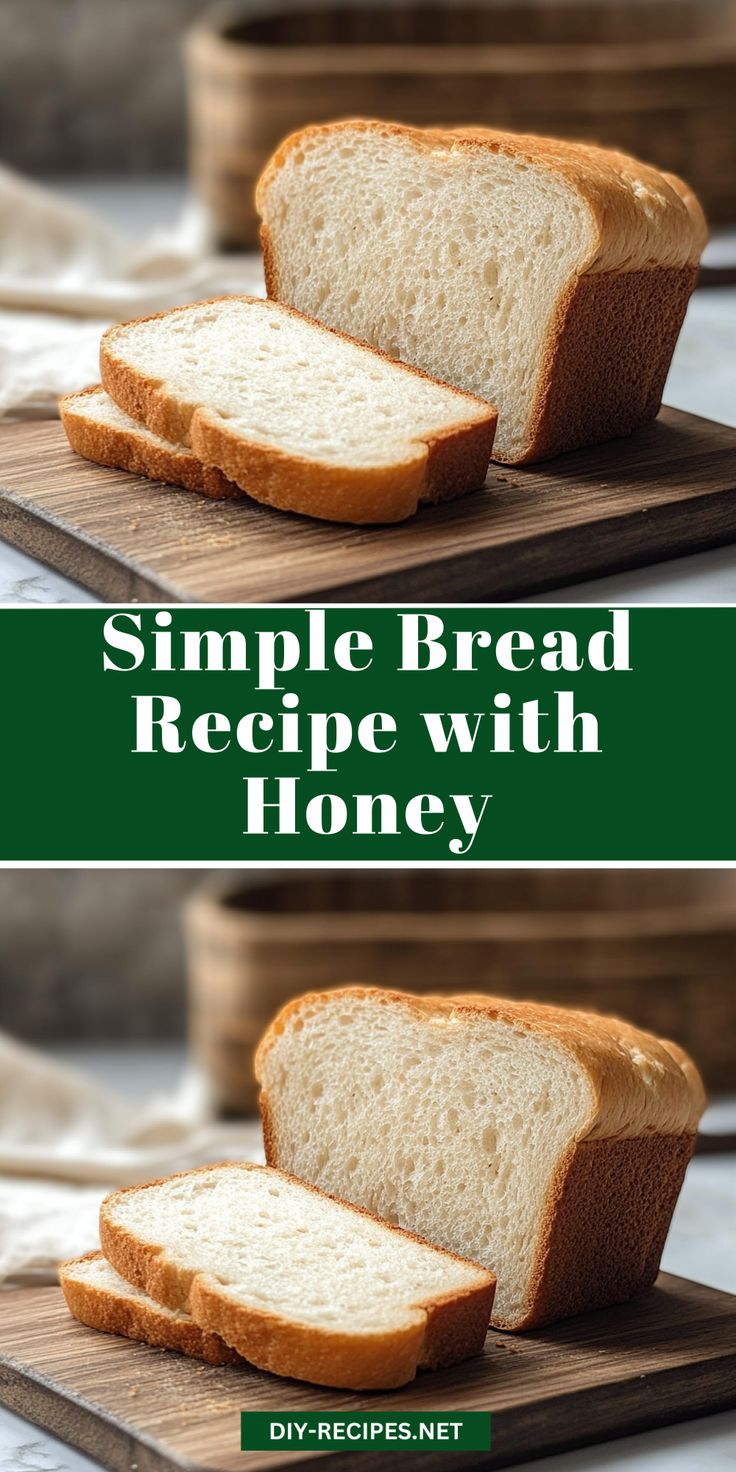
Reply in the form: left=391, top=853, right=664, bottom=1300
left=240, top=1410, right=491, bottom=1451
left=0, top=604, right=734, bottom=859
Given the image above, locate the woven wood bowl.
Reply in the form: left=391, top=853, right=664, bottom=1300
left=185, top=870, right=736, bottom=1114
left=186, top=0, right=736, bottom=246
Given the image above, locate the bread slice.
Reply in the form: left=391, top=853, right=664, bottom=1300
left=59, top=386, right=240, bottom=500
left=99, top=296, right=497, bottom=524
left=59, top=1250, right=240, bottom=1365
left=257, top=121, right=707, bottom=464
left=256, top=988, right=706, bottom=1332
left=99, top=1162, right=494, bottom=1389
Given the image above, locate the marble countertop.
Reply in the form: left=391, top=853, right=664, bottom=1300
left=1, top=180, right=735, bottom=605
left=1, top=1045, right=734, bottom=1472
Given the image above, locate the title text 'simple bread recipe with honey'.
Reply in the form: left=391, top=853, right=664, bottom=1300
left=256, top=989, right=706, bottom=1331
left=98, top=1162, right=495, bottom=1390
left=97, top=296, right=497, bottom=524
left=257, top=121, right=708, bottom=463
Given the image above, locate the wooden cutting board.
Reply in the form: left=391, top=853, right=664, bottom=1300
left=1, top=408, right=735, bottom=602
left=1, top=1276, right=735, bottom=1472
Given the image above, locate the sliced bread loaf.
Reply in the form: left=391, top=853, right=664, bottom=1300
left=256, top=988, right=705, bottom=1332
left=257, top=121, right=707, bottom=463
left=99, top=296, right=497, bottom=523
left=60, top=386, right=240, bottom=500
left=99, top=1162, right=494, bottom=1389
left=59, top=1250, right=240, bottom=1364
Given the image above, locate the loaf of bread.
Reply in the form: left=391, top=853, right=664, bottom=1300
left=256, top=988, right=705, bottom=1331
left=59, top=1250, right=240, bottom=1364
left=60, top=386, right=240, bottom=500
left=257, top=121, right=707, bottom=463
left=99, top=296, right=497, bottom=523
left=100, top=1162, right=495, bottom=1389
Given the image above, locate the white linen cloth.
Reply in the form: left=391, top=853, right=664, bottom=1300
left=0, top=1032, right=261, bottom=1285
left=0, top=166, right=264, bottom=418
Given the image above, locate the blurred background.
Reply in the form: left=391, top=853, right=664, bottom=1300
left=2, top=866, right=735, bottom=1108
left=0, top=867, right=733, bottom=1296
left=2, top=0, right=736, bottom=243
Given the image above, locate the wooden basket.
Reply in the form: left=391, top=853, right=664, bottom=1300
left=186, top=0, right=736, bottom=246
left=185, top=870, right=736, bottom=1113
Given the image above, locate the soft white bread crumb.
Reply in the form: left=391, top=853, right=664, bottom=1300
left=99, top=297, right=497, bottom=523
left=257, top=122, right=707, bottom=463
left=66, top=387, right=188, bottom=453
left=256, top=989, right=705, bottom=1331
left=100, top=1163, right=494, bottom=1389
left=65, top=1250, right=184, bottom=1311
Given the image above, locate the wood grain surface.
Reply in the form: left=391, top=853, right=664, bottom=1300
left=1, top=1276, right=735, bottom=1472
left=0, top=408, right=735, bottom=602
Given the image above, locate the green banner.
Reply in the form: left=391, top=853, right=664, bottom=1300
left=240, top=1410, right=491, bottom=1451
left=0, top=605, right=733, bottom=860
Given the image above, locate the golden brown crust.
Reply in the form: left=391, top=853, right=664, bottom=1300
left=510, top=265, right=699, bottom=463
left=503, top=1132, right=697, bottom=1330
left=99, top=1162, right=494, bottom=1390
left=190, top=1280, right=429, bottom=1389
left=259, top=223, right=280, bottom=306
left=190, top=1262, right=491, bottom=1387
left=59, top=386, right=241, bottom=501
left=99, top=297, right=497, bottom=525
left=58, top=1251, right=241, bottom=1365
left=259, top=1091, right=279, bottom=1177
